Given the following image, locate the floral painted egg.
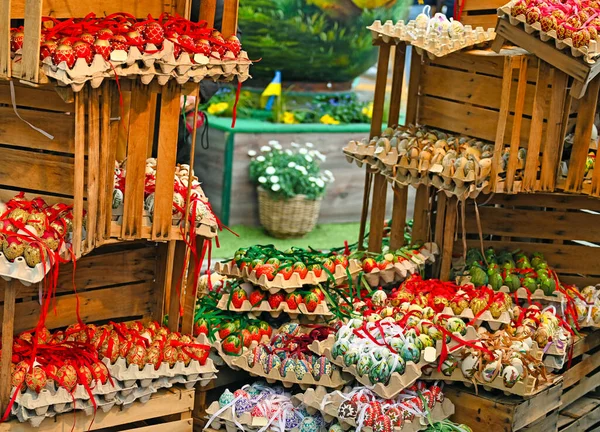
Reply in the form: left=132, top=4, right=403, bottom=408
left=481, top=360, right=500, bottom=382
left=421, top=390, right=436, bottom=408
left=338, top=399, right=359, bottom=419
left=441, top=356, right=458, bottom=376
left=418, top=334, right=435, bottom=349
left=511, top=357, right=524, bottom=376
left=263, top=354, right=282, bottom=375
left=247, top=345, right=266, bottom=368
left=271, top=334, right=287, bottom=349
left=389, top=337, right=404, bottom=353
left=369, top=359, right=391, bottom=384
left=430, top=385, right=444, bottom=402
left=218, top=389, right=234, bottom=408
left=428, top=326, right=444, bottom=341
left=373, top=346, right=391, bottom=362
left=279, top=322, right=300, bottom=336
left=332, top=339, right=350, bottom=359
left=386, top=406, right=404, bottom=427
left=312, top=357, right=333, bottom=380
left=461, top=353, right=480, bottom=379
left=357, top=355, right=374, bottom=377
left=328, top=424, right=344, bottom=432
left=299, top=416, right=319, bottom=432
left=336, top=326, right=353, bottom=341
left=343, top=346, right=360, bottom=367
left=285, top=410, right=302, bottom=429
left=25, top=367, right=47, bottom=393
left=235, top=396, right=255, bottom=414
left=386, top=355, right=406, bottom=375
left=401, top=343, right=421, bottom=363
left=502, top=365, right=521, bottom=388
left=294, top=358, right=311, bottom=380
left=279, top=357, right=295, bottom=378
left=276, top=351, right=288, bottom=362
left=112, top=189, right=124, bottom=209
left=364, top=402, right=383, bottom=427
left=373, top=414, right=393, bottom=432
left=446, top=317, right=466, bottom=335
left=371, top=290, right=388, bottom=307
left=348, top=318, right=364, bottom=329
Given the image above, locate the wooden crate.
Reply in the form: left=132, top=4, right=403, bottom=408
left=438, top=193, right=600, bottom=285
left=446, top=330, right=600, bottom=432
left=0, top=387, right=194, bottom=432
left=1, top=0, right=240, bottom=84
left=458, top=0, right=504, bottom=30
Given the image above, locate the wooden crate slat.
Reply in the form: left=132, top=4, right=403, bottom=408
left=72, top=89, right=86, bottom=257
left=97, top=83, right=112, bottom=244
left=124, top=419, right=193, bottom=432
left=1, top=281, right=155, bottom=333
left=199, top=0, right=217, bottom=28
left=0, top=388, right=194, bottom=432
left=0, top=280, right=17, bottom=416
left=462, top=0, right=505, bottom=10
left=86, top=87, right=100, bottom=252
left=505, top=56, right=528, bottom=192
left=561, top=405, right=600, bottom=432
left=221, top=0, right=239, bottom=38
left=10, top=0, right=176, bottom=19
left=460, top=16, right=499, bottom=30
left=479, top=192, right=600, bottom=211
left=0, top=82, right=74, bottom=112
left=0, top=147, right=74, bottom=195
left=418, top=95, right=538, bottom=147
left=0, top=106, right=75, bottom=153
left=16, top=0, right=42, bottom=83
left=0, top=0, right=10, bottom=79
left=152, top=82, right=179, bottom=241
left=421, top=62, right=541, bottom=115
left=562, top=369, right=600, bottom=409
left=122, top=82, right=153, bottom=239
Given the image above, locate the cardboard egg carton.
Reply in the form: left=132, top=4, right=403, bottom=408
left=342, top=140, right=377, bottom=164
left=103, top=356, right=217, bottom=389
left=296, top=386, right=454, bottom=432
left=441, top=305, right=511, bottom=331
left=215, top=259, right=362, bottom=293
left=0, top=239, right=71, bottom=285
left=456, top=276, right=567, bottom=305
left=499, top=2, right=600, bottom=64
left=367, top=19, right=496, bottom=59
left=216, top=294, right=333, bottom=320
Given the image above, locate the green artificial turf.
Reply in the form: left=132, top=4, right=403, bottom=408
left=213, top=223, right=361, bottom=259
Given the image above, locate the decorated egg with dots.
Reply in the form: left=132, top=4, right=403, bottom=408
left=263, top=353, right=281, bottom=375
left=348, top=318, right=364, bottom=329
left=285, top=410, right=302, bottom=430
left=270, top=334, right=287, bottom=349
left=386, top=406, right=404, bottom=427
left=299, top=416, right=319, bottom=432
left=312, top=357, right=333, bottom=380
left=279, top=357, right=295, bottom=378
left=337, top=399, right=359, bottom=420
left=328, top=424, right=344, bottom=432
left=279, top=323, right=300, bottom=336
left=373, top=413, right=393, bottom=432
left=295, top=358, right=310, bottom=380
left=235, top=396, right=255, bottom=414
left=430, top=385, right=444, bottom=402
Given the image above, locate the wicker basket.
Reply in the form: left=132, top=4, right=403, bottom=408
left=257, top=187, right=322, bottom=238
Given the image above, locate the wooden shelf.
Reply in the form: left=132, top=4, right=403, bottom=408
left=110, top=221, right=218, bottom=242
left=0, top=387, right=194, bottom=432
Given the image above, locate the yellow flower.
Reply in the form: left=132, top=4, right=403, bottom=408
left=282, top=111, right=297, bottom=124
left=362, top=102, right=373, bottom=119
left=320, top=114, right=340, bottom=125
left=207, top=102, right=229, bottom=115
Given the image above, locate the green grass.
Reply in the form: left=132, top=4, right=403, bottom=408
left=214, top=223, right=361, bottom=258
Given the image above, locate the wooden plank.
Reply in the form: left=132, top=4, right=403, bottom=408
left=440, top=197, right=457, bottom=281
left=0, top=388, right=193, bottom=432
left=461, top=15, right=501, bottom=31
left=106, top=84, right=121, bottom=238
left=455, top=240, right=600, bottom=276
left=182, top=237, right=203, bottom=335
left=0, top=82, right=74, bottom=112
left=152, top=242, right=171, bottom=323
left=419, top=95, right=535, bottom=147
left=387, top=44, right=406, bottom=126
left=16, top=0, right=42, bottom=83
left=10, top=0, right=172, bottom=19
left=522, top=410, right=559, bottom=432
left=124, top=419, right=193, bottom=432
left=561, top=405, right=600, bottom=432
left=514, top=383, right=562, bottom=430
left=420, top=63, right=539, bottom=114
left=371, top=44, right=391, bottom=138
left=434, top=192, right=447, bottom=252
left=2, top=282, right=156, bottom=334
left=122, top=82, right=152, bottom=239
left=540, top=70, right=569, bottom=191
left=573, top=331, right=600, bottom=358
left=198, top=0, right=217, bottom=28
left=0, top=147, right=74, bottom=195
left=563, top=374, right=600, bottom=411
left=562, top=397, right=600, bottom=419
left=221, top=0, right=239, bottom=38
left=462, top=207, right=600, bottom=243
left=406, top=46, right=421, bottom=125
left=444, top=386, right=516, bottom=432
left=0, top=0, right=10, bottom=79
left=564, top=352, right=600, bottom=388
left=168, top=241, right=186, bottom=332
left=565, top=76, right=600, bottom=193
left=462, top=0, right=504, bottom=11
left=0, top=280, right=17, bottom=415
left=389, top=186, right=408, bottom=250
left=152, top=83, right=179, bottom=241
left=97, top=83, right=112, bottom=244
left=523, top=60, right=551, bottom=191
left=0, top=106, right=75, bottom=153
left=368, top=174, right=388, bottom=253
left=505, top=56, right=528, bottom=192
left=411, top=185, right=429, bottom=244
left=479, top=192, right=600, bottom=211
left=86, top=87, right=100, bottom=252
left=72, top=90, right=86, bottom=257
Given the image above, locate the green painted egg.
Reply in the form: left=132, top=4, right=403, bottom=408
left=401, top=343, right=421, bottom=363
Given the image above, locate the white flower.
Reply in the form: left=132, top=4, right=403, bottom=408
left=316, top=179, right=325, bottom=188
left=285, top=149, right=293, bottom=155
left=260, top=145, right=272, bottom=152
left=288, top=162, right=297, bottom=168
left=291, top=142, right=300, bottom=148
left=305, top=142, right=314, bottom=148
left=248, top=150, right=257, bottom=157
left=265, top=166, right=276, bottom=175
left=315, top=151, right=326, bottom=162
left=272, top=142, right=282, bottom=150
left=308, top=176, right=317, bottom=182
left=258, top=176, right=267, bottom=184
left=305, top=155, right=313, bottom=162
left=271, top=184, right=281, bottom=192
left=299, top=148, right=308, bottom=155
left=256, top=156, right=266, bottom=162
left=270, top=175, right=279, bottom=183
left=268, top=140, right=280, bottom=146
left=324, top=170, right=333, bottom=179
left=300, top=167, right=308, bottom=175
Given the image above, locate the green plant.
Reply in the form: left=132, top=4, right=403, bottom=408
left=248, top=142, right=334, bottom=199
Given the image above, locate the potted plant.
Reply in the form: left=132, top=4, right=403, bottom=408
left=249, top=142, right=335, bottom=238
